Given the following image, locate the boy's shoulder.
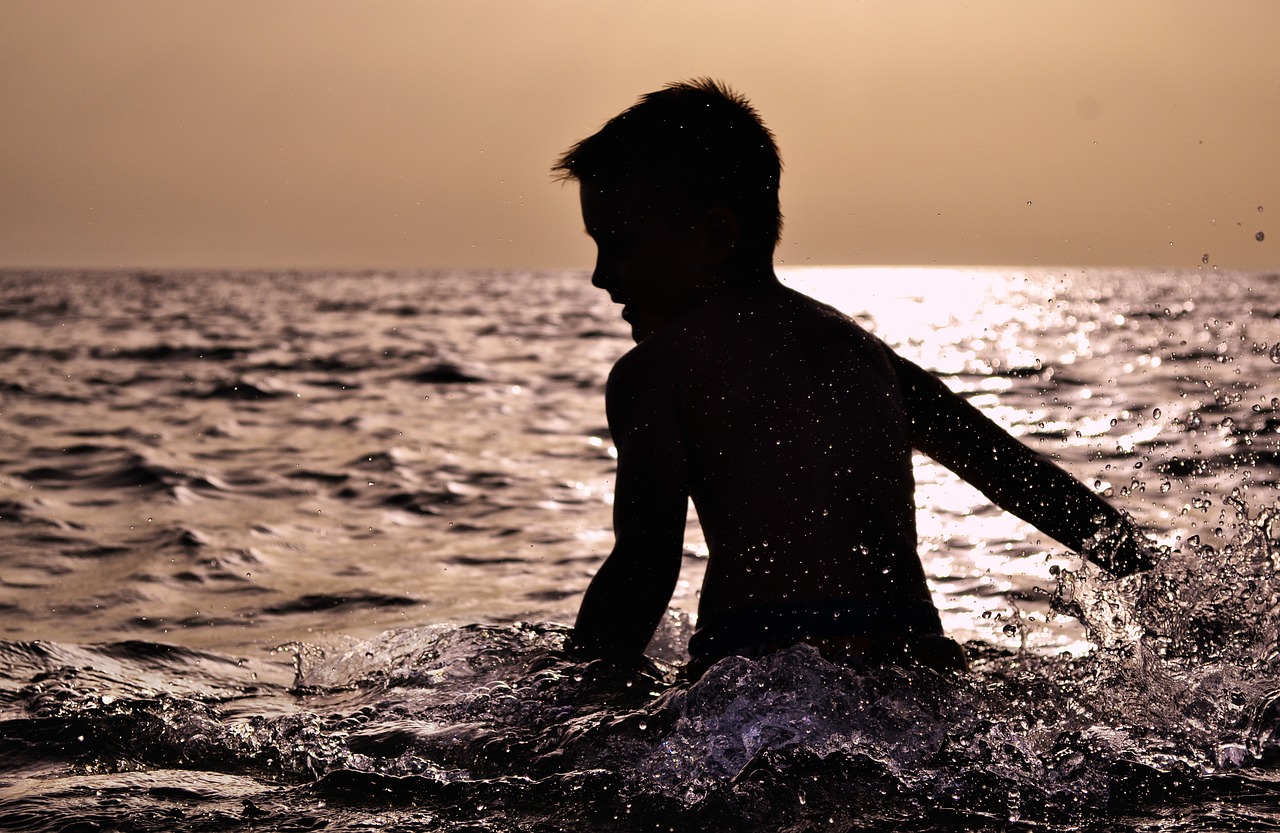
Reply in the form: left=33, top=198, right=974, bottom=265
left=608, top=284, right=901, bottom=400
left=622, top=285, right=892, bottom=364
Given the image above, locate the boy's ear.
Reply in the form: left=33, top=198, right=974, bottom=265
left=699, top=206, right=740, bottom=265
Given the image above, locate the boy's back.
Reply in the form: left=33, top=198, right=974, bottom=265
left=625, top=282, right=929, bottom=623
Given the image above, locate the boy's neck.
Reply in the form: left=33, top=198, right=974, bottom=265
left=633, top=263, right=779, bottom=343
left=703, top=262, right=779, bottom=296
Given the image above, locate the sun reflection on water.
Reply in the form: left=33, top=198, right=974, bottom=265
left=780, top=266, right=1097, bottom=651
left=783, top=265, right=1030, bottom=338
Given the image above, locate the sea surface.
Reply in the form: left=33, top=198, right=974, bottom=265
left=2, top=265, right=1280, bottom=831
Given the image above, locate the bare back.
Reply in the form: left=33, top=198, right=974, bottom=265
left=614, top=281, right=934, bottom=631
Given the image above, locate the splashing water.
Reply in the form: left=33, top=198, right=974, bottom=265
left=4, top=266, right=1280, bottom=830
left=7, top=502, right=1280, bottom=831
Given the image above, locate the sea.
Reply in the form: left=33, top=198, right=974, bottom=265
left=2, top=265, right=1280, bottom=831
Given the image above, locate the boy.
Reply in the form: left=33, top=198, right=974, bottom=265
left=554, top=79, right=1150, bottom=678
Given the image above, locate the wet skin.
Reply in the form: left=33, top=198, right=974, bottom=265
left=572, top=182, right=1149, bottom=664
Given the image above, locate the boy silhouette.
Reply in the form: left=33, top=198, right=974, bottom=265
left=554, top=79, right=1150, bottom=678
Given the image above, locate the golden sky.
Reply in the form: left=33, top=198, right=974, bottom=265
left=1, top=0, right=1276, bottom=270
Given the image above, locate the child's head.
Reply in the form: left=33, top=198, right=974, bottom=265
left=554, top=79, right=782, bottom=265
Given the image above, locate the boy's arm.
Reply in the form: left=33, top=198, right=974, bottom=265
left=572, top=350, right=689, bottom=662
left=892, top=353, right=1153, bottom=575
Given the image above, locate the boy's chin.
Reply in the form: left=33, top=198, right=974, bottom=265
left=623, top=308, right=678, bottom=342
left=621, top=307, right=647, bottom=340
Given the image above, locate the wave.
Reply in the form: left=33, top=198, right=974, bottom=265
left=8, top=499, right=1280, bottom=832
left=15, top=447, right=236, bottom=501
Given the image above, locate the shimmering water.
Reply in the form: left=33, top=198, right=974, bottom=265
left=2, top=266, right=1280, bottom=830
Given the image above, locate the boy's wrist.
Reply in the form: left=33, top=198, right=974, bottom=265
left=1087, top=519, right=1158, bottom=576
left=565, top=628, right=627, bottom=662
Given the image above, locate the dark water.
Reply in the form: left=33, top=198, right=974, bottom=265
left=2, top=266, right=1280, bottom=830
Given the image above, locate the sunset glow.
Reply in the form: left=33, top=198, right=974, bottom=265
left=1, top=1, right=1276, bottom=269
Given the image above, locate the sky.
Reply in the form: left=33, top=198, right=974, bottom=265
left=1, top=1, right=1277, bottom=271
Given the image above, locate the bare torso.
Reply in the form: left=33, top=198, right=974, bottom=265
left=621, top=280, right=934, bottom=630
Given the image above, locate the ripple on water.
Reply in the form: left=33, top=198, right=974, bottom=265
left=4, top=268, right=1280, bottom=830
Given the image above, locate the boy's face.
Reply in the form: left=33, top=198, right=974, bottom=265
left=580, top=181, right=714, bottom=342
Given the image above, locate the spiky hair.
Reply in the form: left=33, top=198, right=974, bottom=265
left=554, top=78, right=783, bottom=259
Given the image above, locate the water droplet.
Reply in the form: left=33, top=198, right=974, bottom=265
left=1258, top=231, right=1266, bottom=242
left=1002, top=624, right=1019, bottom=637
left=1217, top=743, right=1249, bottom=769
left=1153, top=408, right=1161, bottom=419
left=1202, top=253, right=1210, bottom=264
left=1270, top=343, right=1280, bottom=364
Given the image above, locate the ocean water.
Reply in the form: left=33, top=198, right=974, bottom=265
left=1, top=265, right=1279, bottom=831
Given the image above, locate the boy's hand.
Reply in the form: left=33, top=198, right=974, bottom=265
left=562, top=631, right=673, bottom=684
left=562, top=628, right=629, bottom=664
left=1087, top=521, right=1159, bottom=576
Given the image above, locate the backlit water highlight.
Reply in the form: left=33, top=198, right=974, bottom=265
left=2, top=266, right=1280, bottom=830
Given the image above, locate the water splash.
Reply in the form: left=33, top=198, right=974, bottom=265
left=9, top=511, right=1280, bottom=830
